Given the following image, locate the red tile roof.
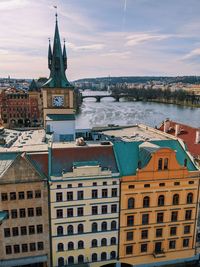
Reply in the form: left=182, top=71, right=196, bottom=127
left=158, top=120, right=200, bottom=158
left=28, top=152, right=48, bottom=177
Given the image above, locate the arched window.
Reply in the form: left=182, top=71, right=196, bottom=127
left=78, top=240, right=84, bottom=249
left=143, top=196, right=150, bottom=208
left=91, top=239, right=98, bottom=247
left=67, top=225, right=74, bottom=235
left=92, top=222, right=98, bottom=232
left=128, top=198, right=135, bottom=209
left=78, top=255, right=84, bottom=263
left=58, top=257, right=64, bottom=267
left=173, top=194, right=179, bottom=205
left=158, top=195, right=165, bottom=206
left=101, top=252, right=107, bottom=261
left=92, top=253, right=98, bottom=262
left=111, top=220, right=117, bottom=230
left=164, top=158, right=168, bottom=170
left=110, top=251, right=116, bottom=259
left=101, top=221, right=107, bottom=231
left=68, top=256, right=74, bottom=265
left=187, top=193, right=193, bottom=204
left=57, top=226, right=63, bottom=236
left=68, top=242, right=74, bottom=251
left=101, top=238, right=107, bottom=246
left=111, top=237, right=116, bottom=245
left=57, top=243, right=64, bottom=251
left=158, top=158, right=163, bottom=170
left=78, top=224, right=84, bottom=234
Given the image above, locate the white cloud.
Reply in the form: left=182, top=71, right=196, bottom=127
left=0, top=0, right=29, bottom=10
left=68, top=43, right=105, bottom=51
left=182, top=47, right=200, bottom=60
left=101, top=51, right=131, bottom=59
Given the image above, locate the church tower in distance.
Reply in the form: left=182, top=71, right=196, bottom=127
left=42, top=13, right=75, bottom=142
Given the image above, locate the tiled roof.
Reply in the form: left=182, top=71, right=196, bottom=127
left=51, top=145, right=119, bottom=176
left=27, top=152, right=48, bottom=177
left=158, top=121, right=200, bottom=158
left=0, top=152, right=19, bottom=177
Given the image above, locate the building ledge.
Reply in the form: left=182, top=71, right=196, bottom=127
left=153, top=250, right=166, bottom=258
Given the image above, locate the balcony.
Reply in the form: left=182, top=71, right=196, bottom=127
left=153, top=249, right=165, bottom=258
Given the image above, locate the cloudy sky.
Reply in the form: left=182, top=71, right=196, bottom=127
left=1, top=0, right=200, bottom=80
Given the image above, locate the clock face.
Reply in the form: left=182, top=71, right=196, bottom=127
left=53, top=96, right=64, bottom=107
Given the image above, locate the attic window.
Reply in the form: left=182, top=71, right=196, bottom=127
left=144, top=184, right=150, bottom=188
left=164, top=158, right=168, bottom=170
left=158, top=158, right=163, bottom=171
left=129, top=185, right=135, bottom=189
left=138, top=161, right=142, bottom=169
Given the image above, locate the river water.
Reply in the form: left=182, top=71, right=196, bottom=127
left=76, top=90, right=200, bottom=129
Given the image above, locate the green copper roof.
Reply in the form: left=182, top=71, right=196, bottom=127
left=29, top=79, right=39, bottom=92
left=0, top=211, right=8, bottom=222
left=113, top=139, right=197, bottom=176
left=46, top=114, right=75, bottom=121
left=43, top=17, right=73, bottom=89
left=139, top=142, right=160, bottom=168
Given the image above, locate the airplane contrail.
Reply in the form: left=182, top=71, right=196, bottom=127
left=124, top=0, right=127, bottom=12
left=123, top=0, right=127, bottom=27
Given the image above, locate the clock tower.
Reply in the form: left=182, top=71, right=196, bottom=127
left=42, top=14, right=75, bottom=142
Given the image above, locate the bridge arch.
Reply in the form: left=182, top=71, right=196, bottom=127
left=100, top=263, right=132, bottom=267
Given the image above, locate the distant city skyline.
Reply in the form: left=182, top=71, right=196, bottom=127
left=1, top=0, right=200, bottom=80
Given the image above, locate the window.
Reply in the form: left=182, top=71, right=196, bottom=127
left=78, top=183, right=83, bottom=187
left=170, top=227, right=177, bottom=236
left=92, top=206, right=98, bottom=215
left=144, top=184, right=150, bottom=188
left=112, top=188, right=117, bottom=197
left=164, top=158, right=168, bottom=170
left=20, top=208, right=26, bottom=218
left=67, top=225, right=73, bottom=235
left=127, top=215, right=134, bottom=226
left=92, top=190, right=98, bottom=199
left=171, top=211, right=178, bottom=222
left=22, top=244, right=28, bottom=252
left=93, top=182, right=97, bottom=186
left=142, top=214, right=149, bottom=225
left=157, top=212, right=164, bottom=223
left=77, top=191, right=84, bottom=200
left=11, top=209, right=18, bottom=218
left=110, top=251, right=116, bottom=259
left=184, top=225, right=190, bottom=234
left=155, top=242, right=162, bottom=253
left=185, top=210, right=192, bottom=220
left=103, top=182, right=107, bottom=186
left=92, top=222, right=98, bottom=232
left=101, top=221, right=107, bottom=231
left=1, top=193, right=8, bottom=201
left=173, top=194, right=179, bottom=205
left=57, top=185, right=61, bottom=189
left=174, top=182, right=180, bottom=186
left=143, top=196, right=150, bottom=208
left=169, top=240, right=176, bottom=249
left=18, top=192, right=25, bottom=200
left=29, top=225, right=35, bottom=235
left=67, top=192, right=73, bottom=201
left=58, top=243, right=64, bottom=251
left=68, top=242, right=74, bottom=250
left=184, top=159, right=187, bottom=167
left=28, top=208, right=34, bottom=217
left=78, top=224, right=84, bottom=234
left=128, top=198, right=135, bottom=209
left=6, top=246, right=12, bottom=255
left=37, top=225, right=43, bottom=234
left=102, top=189, right=108, bottom=198
left=92, top=239, right=98, bottom=247
left=10, top=192, right=16, bottom=200
left=92, top=253, right=97, bottom=262
left=187, top=193, right=193, bottom=204
left=21, top=226, right=27, bottom=235
left=57, top=209, right=63, bottom=218
left=141, top=243, right=148, bottom=253
left=102, top=205, right=107, bottom=214
left=77, top=207, right=84, bottom=216
left=141, top=230, right=148, bottom=239
left=35, top=190, right=41, bottom=198
left=67, top=184, right=72, bottom=188
left=14, top=244, right=20, bottom=253
left=101, top=252, right=107, bottom=260
left=37, top=242, right=44, bottom=251
left=159, top=183, right=165, bottom=187
left=111, top=237, right=116, bottom=245
left=111, top=220, right=117, bottom=230
left=57, top=226, right=63, bottom=236
left=101, top=238, right=107, bottom=246
left=56, top=192, right=63, bottom=202
left=27, top=191, right=33, bottom=199
left=36, top=207, right=42, bottom=216
left=183, top=238, right=189, bottom=247
left=189, top=181, right=194, bottom=185
left=67, top=208, right=73, bottom=217
left=158, top=195, right=165, bottom=206
left=158, top=158, right=163, bottom=170
left=4, top=228, right=10, bottom=237
left=78, top=255, right=84, bottom=263
left=127, top=231, right=133, bottom=241
left=111, top=204, right=117, bottom=213
left=129, top=185, right=135, bottom=189
left=126, top=245, right=133, bottom=255
left=58, top=257, right=64, bottom=267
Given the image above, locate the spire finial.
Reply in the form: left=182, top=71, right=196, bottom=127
left=48, top=37, right=51, bottom=44
left=54, top=5, right=58, bottom=22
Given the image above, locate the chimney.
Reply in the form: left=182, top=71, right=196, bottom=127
left=164, top=120, right=170, bottom=133
left=175, top=124, right=180, bottom=136
left=195, top=130, right=200, bottom=144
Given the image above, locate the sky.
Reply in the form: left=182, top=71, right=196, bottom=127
left=1, top=0, right=200, bottom=80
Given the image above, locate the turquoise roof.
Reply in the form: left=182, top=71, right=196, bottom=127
left=113, top=139, right=197, bottom=176
left=46, top=114, right=75, bottom=121
left=139, top=142, right=160, bottom=168
left=0, top=211, right=8, bottom=222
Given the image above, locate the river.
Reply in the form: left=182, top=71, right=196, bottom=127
left=75, top=90, right=200, bottom=129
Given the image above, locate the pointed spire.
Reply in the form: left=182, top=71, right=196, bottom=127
left=43, top=12, right=71, bottom=89
left=48, top=38, right=52, bottom=70
left=63, top=39, right=67, bottom=71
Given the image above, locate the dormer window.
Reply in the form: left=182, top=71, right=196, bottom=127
left=184, top=159, right=187, bottom=167
left=164, top=158, right=168, bottom=170
left=158, top=158, right=163, bottom=171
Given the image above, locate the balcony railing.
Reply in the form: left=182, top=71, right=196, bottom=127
left=153, top=249, right=165, bottom=258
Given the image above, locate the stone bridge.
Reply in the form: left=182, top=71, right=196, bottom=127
left=81, top=94, right=138, bottom=102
